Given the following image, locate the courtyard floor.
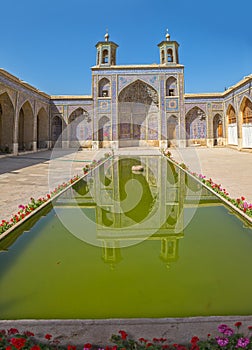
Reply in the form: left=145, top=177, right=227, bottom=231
left=0, top=146, right=251, bottom=222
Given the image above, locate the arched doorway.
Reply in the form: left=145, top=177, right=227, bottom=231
left=37, top=108, right=49, bottom=149
left=185, top=107, right=207, bottom=146
left=241, top=97, right=252, bottom=148
left=98, top=116, right=110, bottom=148
left=0, top=92, right=14, bottom=153
left=68, top=108, right=91, bottom=148
left=213, top=114, right=223, bottom=146
left=118, top=80, right=159, bottom=147
left=167, top=115, right=178, bottom=147
left=98, top=78, right=111, bottom=97
left=51, top=116, right=63, bottom=147
left=18, top=101, right=34, bottom=151
left=227, top=105, right=237, bottom=145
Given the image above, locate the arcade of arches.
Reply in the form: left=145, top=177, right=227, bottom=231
left=1, top=26, right=252, bottom=154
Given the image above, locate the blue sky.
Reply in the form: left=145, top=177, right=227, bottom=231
left=1, top=0, right=252, bottom=95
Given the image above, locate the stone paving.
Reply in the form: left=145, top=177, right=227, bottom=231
left=0, top=148, right=105, bottom=221
left=0, top=147, right=251, bottom=222
left=170, top=147, right=252, bottom=204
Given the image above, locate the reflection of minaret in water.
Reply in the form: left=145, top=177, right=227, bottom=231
left=159, top=237, right=180, bottom=269
left=101, top=240, right=122, bottom=270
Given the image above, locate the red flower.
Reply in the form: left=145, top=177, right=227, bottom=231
left=248, top=326, right=252, bottom=331
left=67, top=346, right=76, bottom=350
left=112, top=347, right=117, bottom=350
left=10, top=337, right=27, bottom=349
left=83, top=343, right=92, bottom=349
left=235, top=322, right=242, bottom=328
left=45, top=333, right=52, bottom=340
left=30, top=346, right=41, bottom=350
left=241, top=196, right=246, bottom=201
left=191, top=336, right=199, bottom=344
left=5, top=346, right=12, bottom=350
left=139, top=338, right=148, bottom=342
left=8, top=328, right=19, bottom=335
left=119, top=330, right=128, bottom=340
left=23, top=331, right=34, bottom=337
left=147, top=343, right=153, bottom=347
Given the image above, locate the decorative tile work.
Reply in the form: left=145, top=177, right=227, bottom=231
left=98, top=99, right=111, bottom=113
left=92, top=68, right=184, bottom=76
left=51, top=105, right=64, bottom=114
left=186, top=117, right=207, bottom=139
left=166, top=98, right=179, bottom=111
left=185, top=103, right=207, bottom=114
left=68, top=105, right=90, bottom=115
left=112, top=78, right=117, bottom=101
left=160, top=77, right=166, bottom=139
left=118, top=75, right=159, bottom=93
left=212, top=103, right=223, bottom=110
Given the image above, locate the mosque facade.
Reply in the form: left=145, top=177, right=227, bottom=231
left=0, top=31, right=252, bottom=154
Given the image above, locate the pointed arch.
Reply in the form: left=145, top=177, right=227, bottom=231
left=167, top=114, right=178, bottom=147
left=51, top=115, right=64, bottom=147
left=213, top=113, right=223, bottom=146
left=118, top=79, right=159, bottom=105
left=18, top=101, right=34, bottom=151
left=167, top=49, right=173, bottom=62
left=166, top=76, right=177, bottom=96
left=185, top=106, right=207, bottom=146
left=98, top=115, right=110, bottom=148
left=68, top=107, right=91, bottom=147
left=226, top=104, right=238, bottom=145
left=240, top=97, right=252, bottom=148
left=240, top=96, right=252, bottom=124
left=37, top=107, right=49, bottom=149
left=98, top=78, right=111, bottom=97
left=102, top=49, right=109, bottom=64
left=0, top=92, right=15, bottom=153
left=118, top=80, right=159, bottom=147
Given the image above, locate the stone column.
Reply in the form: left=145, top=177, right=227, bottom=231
left=13, top=91, right=19, bottom=155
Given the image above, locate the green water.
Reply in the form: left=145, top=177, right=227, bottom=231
left=0, top=156, right=252, bottom=319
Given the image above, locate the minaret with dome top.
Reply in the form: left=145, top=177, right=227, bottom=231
left=158, top=29, right=180, bottom=65
left=95, top=30, right=118, bottom=67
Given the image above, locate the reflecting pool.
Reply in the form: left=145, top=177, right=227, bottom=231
left=0, top=156, right=251, bottom=319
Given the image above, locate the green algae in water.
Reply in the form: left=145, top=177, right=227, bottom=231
left=0, top=156, right=252, bottom=319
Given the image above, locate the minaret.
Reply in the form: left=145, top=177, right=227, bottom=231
left=158, top=29, right=179, bottom=65
left=95, top=31, right=119, bottom=66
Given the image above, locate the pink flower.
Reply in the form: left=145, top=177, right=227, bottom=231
left=216, top=336, right=229, bottom=346
left=236, top=337, right=250, bottom=348
left=223, top=327, right=234, bottom=336
left=218, top=324, right=228, bottom=333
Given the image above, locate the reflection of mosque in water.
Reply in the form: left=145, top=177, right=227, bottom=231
left=57, top=156, right=218, bottom=268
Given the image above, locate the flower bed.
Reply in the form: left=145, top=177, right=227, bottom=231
left=162, top=150, right=252, bottom=219
left=2, top=322, right=252, bottom=349
left=0, top=153, right=113, bottom=237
